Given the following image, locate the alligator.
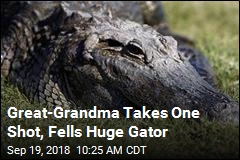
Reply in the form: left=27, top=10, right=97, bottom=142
left=1, top=1, right=239, bottom=124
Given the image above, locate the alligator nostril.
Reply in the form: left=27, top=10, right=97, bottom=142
left=213, top=103, right=227, bottom=112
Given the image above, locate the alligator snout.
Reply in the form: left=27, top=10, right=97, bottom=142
left=208, top=101, right=239, bottom=125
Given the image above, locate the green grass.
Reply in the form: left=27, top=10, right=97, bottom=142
left=1, top=2, right=239, bottom=159
left=163, top=1, right=239, bottom=101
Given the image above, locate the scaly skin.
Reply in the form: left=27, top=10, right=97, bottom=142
left=1, top=1, right=239, bottom=124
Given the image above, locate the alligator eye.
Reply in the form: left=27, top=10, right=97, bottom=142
left=106, top=39, right=123, bottom=47
left=99, top=39, right=124, bottom=51
left=125, top=40, right=144, bottom=59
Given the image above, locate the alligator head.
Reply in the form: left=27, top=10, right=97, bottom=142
left=54, top=9, right=239, bottom=125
